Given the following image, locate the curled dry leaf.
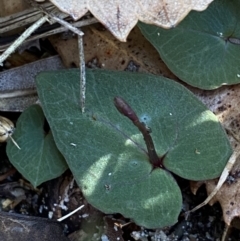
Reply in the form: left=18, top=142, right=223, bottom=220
left=0, top=116, right=14, bottom=143
left=191, top=85, right=240, bottom=225
left=49, top=0, right=213, bottom=41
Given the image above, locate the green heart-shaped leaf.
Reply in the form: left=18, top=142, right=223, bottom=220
left=6, top=105, right=68, bottom=187
left=36, top=69, right=231, bottom=228
left=138, top=0, right=240, bottom=89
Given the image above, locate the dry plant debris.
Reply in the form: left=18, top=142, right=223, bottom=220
left=49, top=0, right=214, bottom=41
left=48, top=25, right=175, bottom=78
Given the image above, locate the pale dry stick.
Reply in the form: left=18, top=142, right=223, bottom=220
left=186, top=149, right=238, bottom=215
left=25, top=0, right=84, bottom=37
left=0, top=17, right=98, bottom=52
left=221, top=224, right=230, bottom=241
left=0, top=90, right=37, bottom=99
left=78, top=35, right=86, bottom=113
left=45, top=12, right=84, bottom=37
left=39, top=4, right=86, bottom=111
left=0, top=2, right=54, bottom=32
left=0, top=15, right=48, bottom=66
left=114, top=221, right=132, bottom=229
left=28, top=1, right=86, bottom=111
left=57, top=205, right=84, bottom=222
left=8, top=136, right=21, bottom=150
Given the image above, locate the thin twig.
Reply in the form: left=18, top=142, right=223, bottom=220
left=27, top=1, right=86, bottom=111
left=0, top=89, right=37, bottom=99
left=0, top=18, right=98, bottom=52
left=221, top=224, right=230, bottom=241
left=26, top=0, right=86, bottom=112
left=45, top=12, right=84, bottom=37
left=78, top=35, right=86, bottom=112
left=25, top=0, right=84, bottom=36
left=0, top=2, right=55, bottom=33
left=9, top=136, right=21, bottom=150
left=57, top=205, right=85, bottom=222
left=0, top=15, right=48, bottom=66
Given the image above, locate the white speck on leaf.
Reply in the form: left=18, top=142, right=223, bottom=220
left=195, top=149, right=201, bottom=154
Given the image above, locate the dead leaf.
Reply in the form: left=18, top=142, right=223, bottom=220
left=49, top=0, right=213, bottom=41
left=206, top=172, right=240, bottom=226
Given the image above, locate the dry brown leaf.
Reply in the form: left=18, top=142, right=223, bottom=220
left=190, top=84, right=240, bottom=225
left=49, top=0, right=213, bottom=41
left=48, top=24, right=176, bottom=79
left=206, top=172, right=240, bottom=226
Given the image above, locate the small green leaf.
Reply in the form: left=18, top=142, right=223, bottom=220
left=6, top=105, right=68, bottom=187
left=138, top=0, right=240, bottom=89
left=36, top=69, right=231, bottom=228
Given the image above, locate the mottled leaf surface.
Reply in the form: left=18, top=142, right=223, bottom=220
left=36, top=69, right=231, bottom=228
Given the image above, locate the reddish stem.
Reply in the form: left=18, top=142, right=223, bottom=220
left=114, top=97, right=163, bottom=168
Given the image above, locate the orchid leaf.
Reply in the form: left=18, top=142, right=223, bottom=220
left=35, top=69, right=231, bottom=228
left=6, top=105, right=68, bottom=187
